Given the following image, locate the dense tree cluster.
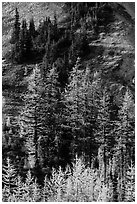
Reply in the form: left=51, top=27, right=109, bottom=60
left=3, top=60, right=135, bottom=201
left=2, top=157, right=135, bottom=202
left=8, top=3, right=113, bottom=65
left=9, top=9, right=60, bottom=63
left=3, top=3, right=134, bottom=202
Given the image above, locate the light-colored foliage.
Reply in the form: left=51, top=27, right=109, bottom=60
left=2, top=156, right=135, bottom=202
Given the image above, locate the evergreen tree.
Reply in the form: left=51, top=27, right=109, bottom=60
left=15, top=175, right=26, bottom=201
left=36, top=18, right=50, bottom=49
left=29, top=17, right=36, bottom=39
left=114, top=88, right=135, bottom=201
left=64, top=57, right=84, bottom=158
left=117, top=88, right=135, bottom=155
left=23, top=171, right=41, bottom=201
left=42, top=23, right=60, bottom=77
left=2, top=157, right=17, bottom=196
left=54, top=57, right=68, bottom=90
left=10, top=8, right=21, bottom=62
left=18, top=19, right=33, bottom=62
left=64, top=58, right=97, bottom=161
left=76, top=31, right=90, bottom=58
left=10, top=8, right=20, bottom=44
left=125, top=162, right=135, bottom=202
left=52, top=12, right=60, bottom=42
left=80, top=65, right=97, bottom=163
left=95, top=88, right=118, bottom=183
left=19, top=64, right=45, bottom=170
left=42, top=25, right=52, bottom=77
left=69, top=31, right=90, bottom=66
left=40, top=64, right=62, bottom=168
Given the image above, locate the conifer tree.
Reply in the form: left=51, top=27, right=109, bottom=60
left=96, top=88, right=118, bottom=183
left=19, top=64, right=45, bottom=169
left=64, top=57, right=84, bottom=157
left=117, top=88, right=135, bottom=155
left=52, top=12, right=59, bottom=41
left=2, top=157, right=17, bottom=196
left=18, top=19, right=33, bottom=62
left=10, top=8, right=20, bottom=44
left=24, top=170, right=40, bottom=202
left=42, top=25, right=52, bottom=77
left=23, top=170, right=34, bottom=202
left=80, top=66, right=97, bottom=163
left=15, top=175, right=26, bottom=201
left=64, top=59, right=97, bottom=161
left=40, top=63, right=62, bottom=167
left=10, top=8, right=21, bottom=62
left=29, top=17, right=36, bottom=39
left=36, top=18, right=51, bottom=49
left=125, top=162, right=135, bottom=201
left=114, top=88, right=135, bottom=201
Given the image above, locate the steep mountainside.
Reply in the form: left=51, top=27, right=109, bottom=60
left=2, top=2, right=135, bottom=55
left=2, top=2, right=64, bottom=56
left=2, top=2, right=135, bottom=116
left=2, top=3, right=135, bottom=202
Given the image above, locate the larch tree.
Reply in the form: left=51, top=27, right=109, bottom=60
left=2, top=157, right=17, bottom=199
left=91, top=73, right=117, bottom=184
left=114, top=88, right=135, bottom=201
left=64, top=58, right=97, bottom=162
left=124, top=161, right=135, bottom=202
left=64, top=57, right=84, bottom=158
left=78, top=65, right=97, bottom=164
left=19, top=64, right=45, bottom=170
left=40, top=63, right=62, bottom=168
left=95, top=88, right=111, bottom=182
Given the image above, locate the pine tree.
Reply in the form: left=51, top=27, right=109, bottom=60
left=54, top=57, right=68, bottom=90
left=23, top=170, right=34, bottom=201
left=64, top=57, right=84, bottom=157
left=90, top=73, right=118, bottom=184
left=18, top=19, right=33, bottom=62
left=52, top=12, right=59, bottom=41
left=10, top=8, right=20, bottom=44
left=22, top=170, right=41, bottom=202
left=125, top=162, right=135, bottom=201
left=29, top=17, right=36, bottom=39
left=64, top=59, right=97, bottom=162
left=28, top=17, right=36, bottom=59
left=77, top=31, right=90, bottom=58
left=117, top=88, right=135, bottom=155
left=36, top=18, right=50, bottom=49
left=42, top=25, right=52, bottom=77
left=19, top=62, right=69, bottom=170
left=15, top=175, right=26, bottom=201
left=19, top=64, right=45, bottom=169
left=40, top=63, right=62, bottom=168
left=2, top=157, right=17, bottom=197
left=114, top=88, right=135, bottom=201
left=10, top=8, right=21, bottom=62
left=76, top=65, right=97, bottom=163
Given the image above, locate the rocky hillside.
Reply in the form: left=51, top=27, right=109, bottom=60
left=2, top=2, right=64, bottom=56
left=2, top=2, right=134, bottom=55
left=2, top=2, right=135, bottom=116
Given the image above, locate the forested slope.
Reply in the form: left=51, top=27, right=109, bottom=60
left=2, top=2, right=135, bottom=202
